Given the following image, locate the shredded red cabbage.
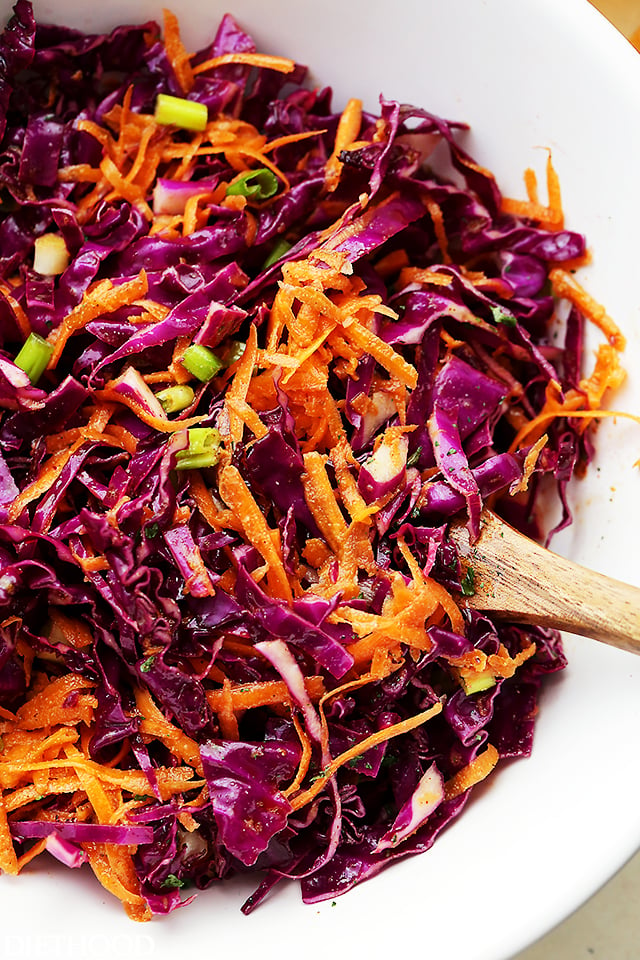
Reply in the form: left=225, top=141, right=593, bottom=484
left=3, top=0, right=616, bottom=920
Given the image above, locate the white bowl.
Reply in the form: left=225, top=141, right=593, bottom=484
left=2, top=1, right=640, bottom=959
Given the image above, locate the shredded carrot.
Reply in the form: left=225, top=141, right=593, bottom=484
left=282, top=712, right=314, bottom=797
left=133, top=300, right=170, bottom=323
left=75, top=555, right=111, bottom=574
left=290, top=701, right=443, bottom=811
left=265, top=284, right=295, bottom=353
left=225, top=396, right=268, bottom=439
left=424, top=195, right=451, bottom=264
left=142, top=370, right=174, bottom=383
left=8, top=436, right=86, bottom=523
left=47, top=271, right=149, bottom=369
left=0, top=789, right=19, bottom=875
left=375, top=249, right=410, bottom=279
left=45, top=414, right=127, bottom=454
left=123, top=125, right=156, bottom=190
left=16, top=837, right=48, bottom=871
left=15, top=673, right=96, bottom=730
left=487, top=641, right=537, bottom=679
left=580, top=343, right=626, bottom=409
left=331, top=439, right=370, bottom=524
left=228, top=146, right=289, bottom=189
left=76, top=119, right=116, bottom=158
left=0, top=281, right=31, bottom=340
left=169, top=135, right=206, bottom=181
left=82, top=841, right=147, bottom=911
left=62, top=743, right=116, bottom=825
left=188, top=472, right=240, bottom=532
left=500, top=197, right=560, bottom=227
left=444, top=743, right=499, bottom=800
left=502, top=153, right=562, bottom=231
left=263, top=129, right=326, bottom=154
left=345, top=321, right=418, bottom=389
left=302, top=452, right=350, bottom=554
left=168, top=335, right=193, bottom=385
left=545, top=152, right=564, bottom=229
left=163, top=8, right=194, bottom=93
left=325, top=98, right=363, bottom=191
left=343, top=571, right=463, bottom=669
left=207, top=676, right=325, bottom=713
left=173, top=504, right=192, bottom=526
left=301, top=538, right=333, bottom=568
left=509, top=377, right=640, bottom=450
left=549, top=267, right=626, bottom=351
left=192, top=52, right=296, bottom=77
left=215, top=678, right=240, bottom=740
left=509, top=380, right=584, bottom=451
left=524, top=167, right=539, bottom=203
left=182, top=192, right=209, bottom=235
left=177, top=538, right=216, bottom=597
left=102, top=424, right=139, bottom=456
left=57, top=164, right=104, bottom=183
left=516, top=406, right=640, bottom=451
left=95, top=387, right=204, bottom=433
left=135, top=687, right=203, bottom=774
left=397, top=267, right=452, bottom=288
left=224, top=324, right=259, bottom=444
left=281, top=324, right=340, bottom=385
left=218, top=464, right=292, bottom=601
left=0, top=756, right=204, bottom=797
left=509, top=433, right=548, bottom=494
left=100, top=154, right=147, bottom=206
left=3, top=776, right=88, bottom=812
left=2, top=726, right=79, bottom=765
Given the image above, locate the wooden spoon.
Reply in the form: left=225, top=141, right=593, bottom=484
left=449, top=509, right=640, bottom=655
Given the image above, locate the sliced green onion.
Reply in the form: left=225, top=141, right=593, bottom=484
left=154, top=93, right=208, bottom=132
left=14, top=333, right=53, bottom=384
left=181, top=343, right=224, bottom=381
left=262, top=237, right=292, bottom=268
left=156, top=384, right=195, bottom=414
left=459, top=670, right=496, bottom=696
left=226, top=168, right=279, bottom=202
left=222, top=339, right=247, bottom=366
left=175, top=427, right=221, bottom=471
left=180, top=427, right=220, bottom=456
left=33, top=234, right=69, bottom=276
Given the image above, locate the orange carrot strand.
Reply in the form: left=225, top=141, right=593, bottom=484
left=192, top=52, right=295, bottom=77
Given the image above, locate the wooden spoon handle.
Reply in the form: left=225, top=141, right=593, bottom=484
left=450, top=511, right=640, bottom=655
